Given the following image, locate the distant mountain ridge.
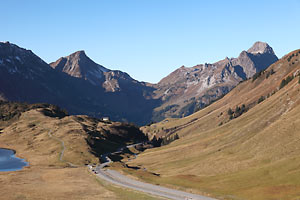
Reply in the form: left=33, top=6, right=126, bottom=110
left=0, top=41, right=278, bottom=124
left=151, top=41, right=278, bottom=121
left=0, top=41, right=159, bottom=125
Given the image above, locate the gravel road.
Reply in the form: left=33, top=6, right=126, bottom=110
left=91, top=143, right=217, bottom=200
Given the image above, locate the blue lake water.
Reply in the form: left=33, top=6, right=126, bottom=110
left=0, top=148, right=28, bottom=172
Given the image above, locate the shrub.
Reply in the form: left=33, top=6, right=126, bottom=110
left=258, top=96, right=265, bottom=104
left=227, top=108, right=233, bottom=116
left=266, top=69, right=275, bottom=79
left=228, top=104, right=248, bottom=120
left=252, top=70, right=264, bottom=82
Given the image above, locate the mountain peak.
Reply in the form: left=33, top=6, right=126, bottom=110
left=247, top=41, right=275, bottom=55
left=73, top=50, right=86, bottom=56
left=50, top=50, right=109, bottom=85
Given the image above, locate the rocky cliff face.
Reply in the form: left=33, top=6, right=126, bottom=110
left=151, top=42, right=278, bottom=121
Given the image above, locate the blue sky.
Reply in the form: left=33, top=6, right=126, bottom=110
left=1, top=0, right=299, bottom=83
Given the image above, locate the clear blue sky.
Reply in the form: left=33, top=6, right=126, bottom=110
left=1, top=0, right=299, bottom=83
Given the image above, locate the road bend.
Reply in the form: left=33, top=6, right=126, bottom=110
left=90, top=144, right=217, bottom=200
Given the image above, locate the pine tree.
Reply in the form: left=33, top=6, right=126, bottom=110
left=227, top=108, right=233, bottom=116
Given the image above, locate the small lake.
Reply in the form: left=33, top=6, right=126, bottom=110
left=0, top=148, right=28, bottom=172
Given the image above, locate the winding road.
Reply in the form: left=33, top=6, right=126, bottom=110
left=47, top=130, right=76, bottom=167
left=90, top=144, right=217, bottom=200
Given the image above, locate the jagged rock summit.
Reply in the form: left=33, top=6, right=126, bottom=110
left=50, top=50, right=109, bottom=86
left=247, top=41, right=275, bottom=54
left=50, top=50, right=145, bottom=93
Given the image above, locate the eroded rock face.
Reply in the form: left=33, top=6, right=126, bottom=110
left=152, top=42, right=278, bottom=121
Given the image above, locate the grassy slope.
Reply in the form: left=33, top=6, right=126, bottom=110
left=125, top=50, right=300, bottom=199
left=0, top=108, right=156, bottom=200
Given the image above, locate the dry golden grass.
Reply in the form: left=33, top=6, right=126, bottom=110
left=0, top=109, right=155, bottom=200
left=121, top=50, right=300, bottom=199
left=0, top=167, right=117, bottom=200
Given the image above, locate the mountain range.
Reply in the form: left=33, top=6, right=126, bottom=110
left=0, top=41, right=278, bottom=124
left=1, top=39, right=300, bottom=199
left=152, top=41, right=278, bottom=120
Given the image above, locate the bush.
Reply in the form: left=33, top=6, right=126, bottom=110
left=227, top=104, right=248, bottom=120
left=287, top=53, right=295, bottom=62
left=257, top=96, right=265, bottom=104
left=266, top=69, right=275, bottom=79
left=252, top=70, right=264, bottom=82
left=227, top=108, right=233, bottom=116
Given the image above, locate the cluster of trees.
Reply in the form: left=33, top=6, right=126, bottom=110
left=279, top=75, right=294, bottom=89
left=161, top=133, right=179, bottom=146
left=252, top=68, right=276, bottom=82
left=266, top=69, right=275, bottom=79
left=287, top=50, right=300, bottom=62
left=227, top=104, right=247, bottom=120
left=150, top=133, right=179, bottom=147
left=252, top=70, right=264, bottom=82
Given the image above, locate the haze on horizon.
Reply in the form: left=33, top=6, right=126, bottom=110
left=1, top=0, right=299, bottom=83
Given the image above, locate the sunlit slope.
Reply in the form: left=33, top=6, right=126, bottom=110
left=130, top=50, right=300, bottom=199
left=0, top=105, right=149, bottom=200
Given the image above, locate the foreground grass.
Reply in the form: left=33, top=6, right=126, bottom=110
left=115, top=147, right=300, bottom=200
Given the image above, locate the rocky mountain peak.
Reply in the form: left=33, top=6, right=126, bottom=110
left=0, top=41, right=51, bottom=75
left=71, top=50, right=87, bottom=59
left=50, top=50, right=109, bottom=85
left=247, top=41, right=275, bottom=55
